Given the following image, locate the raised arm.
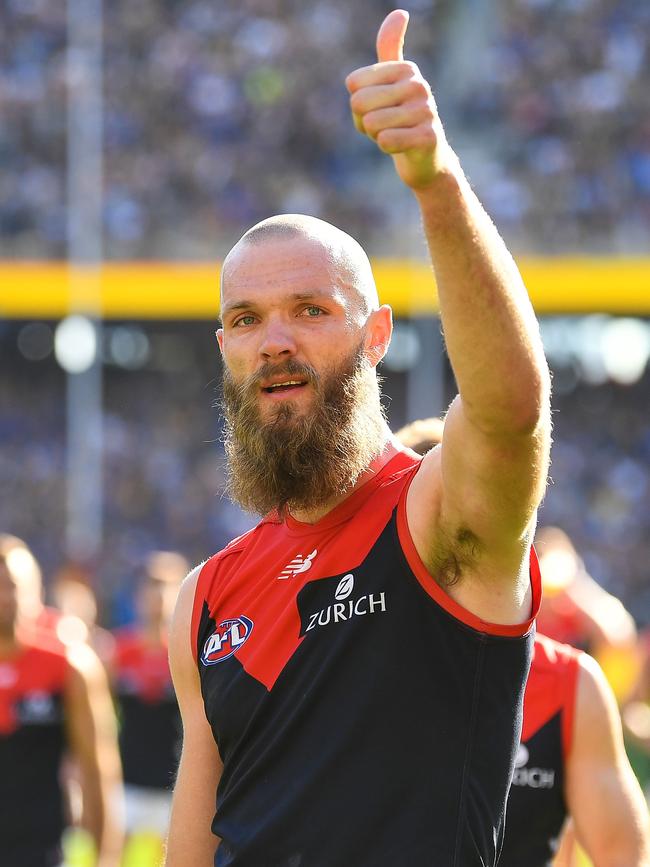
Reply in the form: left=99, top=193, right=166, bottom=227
left=346, top=10, right=551, bottom=624
left=65, top=642, right=124, bottom=867
left=566, top=654, right=650, bottom=867
left=164, top=567, right=222, bottom=867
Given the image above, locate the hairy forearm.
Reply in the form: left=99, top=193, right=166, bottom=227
left=415, top=155, right=550, bottom=436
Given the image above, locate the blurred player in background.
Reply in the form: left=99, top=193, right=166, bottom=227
left=167, top=9, right=552, bottom=866
left=111, top=551, right=186, bottom=866
left=397, top=418, right=650, bottom=866
left=0, top=535, right=123, bottom=867
left=52, top=562, right=116, bottom=667
left=1, top=532, right=65, bottom=640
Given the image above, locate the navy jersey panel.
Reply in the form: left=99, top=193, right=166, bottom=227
left=500, top=714, right=566, bottom=866
left=499, top=635, right=580, bottom=867
left=113, top=630, right=181, bottom=789
left=194, top=452, right=539, bottom=867
left=0, top=642, right=69, bottom=861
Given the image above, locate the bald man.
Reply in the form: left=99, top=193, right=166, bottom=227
left=166, top=10, right=551, bottom=867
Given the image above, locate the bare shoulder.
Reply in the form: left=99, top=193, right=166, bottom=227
left=173, top=563, right=205, bottom=628
left=575, top=653, right=619, bottom=723
left=572, top=653, right=623, bottom=758
left=169, top=563, right=205, bottom=701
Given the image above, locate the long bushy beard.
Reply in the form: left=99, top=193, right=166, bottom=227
left=221, top=347, right=387, bottom=516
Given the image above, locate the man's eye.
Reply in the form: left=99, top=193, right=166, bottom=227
left=304, top=306, right=323, bottom=317
left=234, top=315, right=256, bottom=327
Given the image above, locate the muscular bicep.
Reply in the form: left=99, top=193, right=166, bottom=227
left=165, top=567, right=222, bottom=867
left=566, top=655, right=650, bottom=867
left=440, top=395, right=550, bottom=549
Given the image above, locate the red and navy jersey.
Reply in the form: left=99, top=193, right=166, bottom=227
left=113, top=629, right=181, bottom=790
left=0, top=638, right=70, bottom=866
left=192, top=451, right=541, bottom=866
left=499, top=633, right=581, bottom=867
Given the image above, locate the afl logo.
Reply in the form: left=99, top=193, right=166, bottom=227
left=201, top=616, right=254, bottom=666
left=335, top=574, right=354, bottom=601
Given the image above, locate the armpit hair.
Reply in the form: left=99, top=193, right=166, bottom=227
left=427, top=524, right=482, bottom=589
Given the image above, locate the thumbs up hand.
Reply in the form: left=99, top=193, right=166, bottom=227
left=346, top=10, right=450, bottom=192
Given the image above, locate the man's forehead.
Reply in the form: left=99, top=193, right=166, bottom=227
left=221, top=231, right=377, bottom=314
left=225, top=233, right=337, bottom=277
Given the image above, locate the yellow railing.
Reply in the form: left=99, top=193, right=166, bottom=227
left=1, top=258, right=650, bottom=318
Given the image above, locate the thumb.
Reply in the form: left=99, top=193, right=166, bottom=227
left=376, top=9, right=410, bottom=63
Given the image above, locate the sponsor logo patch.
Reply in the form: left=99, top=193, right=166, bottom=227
left=335, top=573, right=354, bottom=600
left=512, top=741, right=556, bottom=789
left=304, top=573, right=387, bottom=634
left=278, top=549, right=318, bottom=580
left=201, top=616, right=254, bottom=665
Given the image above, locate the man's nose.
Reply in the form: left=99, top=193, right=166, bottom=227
left=259, top=319, right=297, bottom=361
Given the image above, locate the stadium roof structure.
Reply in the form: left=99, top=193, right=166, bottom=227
left=1, top=259, right=649, bottom=318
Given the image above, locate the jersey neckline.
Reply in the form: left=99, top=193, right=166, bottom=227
left=278, top=449, right=419, bottom=537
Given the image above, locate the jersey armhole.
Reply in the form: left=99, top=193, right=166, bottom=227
left=190, top=560, right=214, bottom=665
left=561, top=652, right=581, bottom=760
left=396, top=465, right=541, bottom=638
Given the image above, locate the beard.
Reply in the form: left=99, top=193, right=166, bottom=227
left=220, top=346, right=387, bottom=517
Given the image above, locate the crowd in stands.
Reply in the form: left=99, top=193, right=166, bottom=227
left=461, top=0, right=650, bottom=253
left=0, top=0, right=446, bottom=260
left=3, top=0, right=649, bottom=258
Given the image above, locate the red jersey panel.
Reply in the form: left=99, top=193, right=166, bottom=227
left=192, top=450, right=541, bottom=867
left=500, top=633, right=582, bottom=866
left=0, top=638, right=70, bottom=863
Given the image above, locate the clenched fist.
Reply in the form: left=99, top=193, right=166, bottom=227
left=345, top=10, right=451, bottom=191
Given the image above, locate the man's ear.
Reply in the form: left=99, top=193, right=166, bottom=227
left=364, top=305, right=393, bottom=367
left=216, top=328, right=224, bottom=355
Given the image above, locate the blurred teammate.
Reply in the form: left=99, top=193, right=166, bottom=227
left=52, top=562, right=116, bottom=666
left=502, top=634, right=649, bottom=866
left=535, top=526, right=637, bottom=650
left=166, top=10, right=552, bottom=867
left=398, top=418, right=650, bottom=866
left=0, top=535, right=123, bottom=867
left=1, top=532, right=64, bottom=639
left=111, top=551, right=186, bottom=856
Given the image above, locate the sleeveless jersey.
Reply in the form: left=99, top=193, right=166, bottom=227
left=192, top=451, right=541, bottom=867
left=499, top=633, right=581, bottom=866
left=0, top=638, right=70, bottom=866
left=113, top=629, right=181, bottom=790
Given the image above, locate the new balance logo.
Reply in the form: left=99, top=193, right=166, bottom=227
left=277, top=549, right=318, bottom=580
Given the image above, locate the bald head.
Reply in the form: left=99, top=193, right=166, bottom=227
left=221, top=214, right=379, bottom=316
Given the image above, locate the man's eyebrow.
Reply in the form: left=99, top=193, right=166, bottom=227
left=220, top=299, right=256, bottom=319
left=291, top=290, right=344, bottom=304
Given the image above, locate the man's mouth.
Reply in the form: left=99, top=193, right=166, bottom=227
left=261, top=380, right=308, bottom=394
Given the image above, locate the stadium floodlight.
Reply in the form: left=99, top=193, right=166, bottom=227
left=54, top=315, right=98, bottom=374
left=602, top=318, right=650, bottom=385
